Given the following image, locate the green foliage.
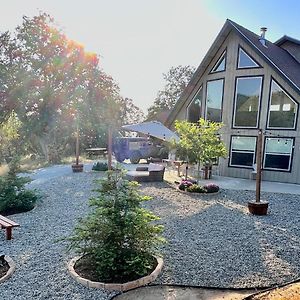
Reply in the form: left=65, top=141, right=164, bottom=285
left=92, top=161, right=108, bottom=171
left=0, top=13, right=144, bottom=163
left=147, top=65, right=195, bottom=120
left=186, top=184, right=206, bottom=193
left=173, top=118, right=227, bottom=166
left=67, top=171, right=165, bottom=282
left=0, top=158, right=39, bottom=214
left=0, top=111, right=22, bottom=163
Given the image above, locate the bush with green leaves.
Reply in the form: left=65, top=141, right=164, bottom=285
left=0, top=159, right=39, bottom=214
left=203, top=183, right=219, bottom=193
left=186, top=184, right=206, bottom=193
left=67, top=170, right=165, bottom=283
left=92, top=161, right=108, bottom=171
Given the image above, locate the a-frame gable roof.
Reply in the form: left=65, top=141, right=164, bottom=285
left=166, top=19, right=300, bottom=127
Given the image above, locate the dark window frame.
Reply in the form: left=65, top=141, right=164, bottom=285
left=263, top=136, right=295, bottom=172
left=186, top=85, right=203, bottom=123
left=228, top=135, right=257, bottom=169
left=209, top=49, right=227, bottom=74
left=266, top=77, right=299, bottom=131
left=205, top=78, right=225, bottom=123
left=232, top=75, right=264, bottom=129
left=236, top=45, right=262, bottom=70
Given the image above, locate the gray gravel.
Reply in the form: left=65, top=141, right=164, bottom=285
left=140, top=182, right=300, bottom=288
left=1, top=170, right=300, bottom=299
left=0, top=171, right=118, bottom=300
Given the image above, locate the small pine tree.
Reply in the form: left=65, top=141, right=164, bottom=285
left=67, top=170, right=165, bottom=282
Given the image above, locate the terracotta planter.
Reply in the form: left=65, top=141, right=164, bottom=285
left=248, top=201, right=269, bottom=215
left=68, top=255, right=163, bottom=291
left=72, top=163, right=84, bottom=173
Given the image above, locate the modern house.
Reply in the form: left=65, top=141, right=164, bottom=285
left=166, top=19, right=300, bottom=184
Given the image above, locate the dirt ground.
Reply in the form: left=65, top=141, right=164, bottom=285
left=250, top=282, right=300, bottom=300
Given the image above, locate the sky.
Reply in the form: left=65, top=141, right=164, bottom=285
left=1, top=0, right=300, bottom=113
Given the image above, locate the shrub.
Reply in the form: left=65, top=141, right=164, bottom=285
left=203, top=183, right=219, bottom=193
left=92, top=161, right=108, bottom=171
left=67, top=170, right=165, bottom=283
left=0, top=158, right=39, bottom=215
left=186, top=184, right=206, bottom=193
left=178, top=179, right=195, bottom=191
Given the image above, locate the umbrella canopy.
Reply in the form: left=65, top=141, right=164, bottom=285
left=122, top=121, right=179, bottom=142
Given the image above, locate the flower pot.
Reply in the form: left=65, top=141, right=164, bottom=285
left=68, top=255, right=163, bottom=292
left=72, top=163, right=84, bottom=173
left=248, top=201, right=269, bottom=215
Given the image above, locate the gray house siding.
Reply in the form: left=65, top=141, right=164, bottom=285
left=169, top=29, right=300, bottom=184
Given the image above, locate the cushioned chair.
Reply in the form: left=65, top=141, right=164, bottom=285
left=126, top=163, right=165, bottom=182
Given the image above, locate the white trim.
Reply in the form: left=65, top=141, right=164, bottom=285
left=232, top=76, right=263, bottom=128
left=238, top=48, right=260, bottom=68
left=267, top=79, right=298, bottom=130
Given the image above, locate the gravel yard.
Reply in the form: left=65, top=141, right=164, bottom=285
left=0, top=170, right=300, bottom=299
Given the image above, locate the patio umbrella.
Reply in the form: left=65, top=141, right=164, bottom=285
left=122, top=121, right=179, bottom=142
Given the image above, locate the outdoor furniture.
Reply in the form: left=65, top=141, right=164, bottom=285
left=126, top=163, right=165, bottom=182
left=86, top=147, right=107, bottom=158
left=0, top=215, right=20, bottom=240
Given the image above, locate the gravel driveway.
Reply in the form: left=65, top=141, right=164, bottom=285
left=1, top=169, right=300, bottom=299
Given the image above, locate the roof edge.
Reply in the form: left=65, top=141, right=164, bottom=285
left=275, top=35, right=300, bottom=46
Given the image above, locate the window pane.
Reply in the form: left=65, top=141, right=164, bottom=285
left=265, top=138, right=293, bottom=154
left=238, top=48, right=259, bottom=68
left=264, top=154, right=290, bottom=170
left=264, top=138, right=293, bottom=171
left=234, top=77, right=262, bottom=127
left=232, top=136, right=256, bottom=151
left=206, top=79, right=224, bottom=122
left=268, top=80, right=297, bottom=128
left=211, top=52, right=226, bottom=73
left=187, top=87, right=202, bottom=123
left=231, top=152, right=254, bottom=167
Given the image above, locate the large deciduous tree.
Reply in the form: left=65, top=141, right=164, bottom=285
left=147, top=65, right=195, bottom=121
left=0, top=13, right=144, bottom=163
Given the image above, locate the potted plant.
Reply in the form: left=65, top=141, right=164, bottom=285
left=66, top=170, right=165, bottom=291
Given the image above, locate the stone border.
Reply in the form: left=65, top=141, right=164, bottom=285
left=0, top=256, right=16, bottom=284
left=68, top=255, right=163, bottom=291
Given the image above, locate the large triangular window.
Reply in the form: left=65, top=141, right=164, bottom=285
left=238, top=47, right=260, bottom=69
left=210, top=50, right=226, bottom=73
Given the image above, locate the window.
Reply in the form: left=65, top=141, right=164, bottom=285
left=233, top=76, right=262, bottom=128
left=230, top=136, right=257, bottom=167
left=206, top=79, right=224, bottom=122
left=267, top=79, right=298, bottom=129
left=210, top=50, right=226, bottom=73
left=187, top=86, right=202, bottom=123
left=263, top=138, right=294, bottom=171
left=238, top=47, right=260, bottom=69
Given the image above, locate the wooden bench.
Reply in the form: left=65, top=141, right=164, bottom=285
left=0, top=215, right=20, bottom=240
